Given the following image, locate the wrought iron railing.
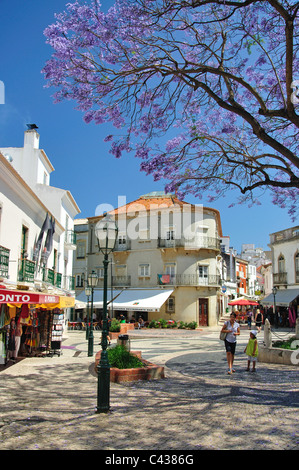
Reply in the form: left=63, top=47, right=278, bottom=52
left=0, top=245, right=10, bottom=278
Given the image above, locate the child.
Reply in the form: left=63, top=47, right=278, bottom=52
left=244, top=330, right=259, bottom=371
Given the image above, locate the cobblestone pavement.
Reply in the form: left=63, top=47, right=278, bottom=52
left=0, top=327, right=298, bottom=451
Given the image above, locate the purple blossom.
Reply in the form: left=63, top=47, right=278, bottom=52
left=42, top=0, right=299, bottom=216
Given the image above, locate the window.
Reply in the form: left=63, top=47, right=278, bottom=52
left=166, top=297, right=175, bottom=312
left=76, top=274, right=84, bottom=288
left=53, top=249, right=58, bottom=270
left=295, top=253, right=299, bottom=273
left=118, top=234, right=126, bottom=245
left=165, top=263, right=176, bottom=281
left=166, top=230, right=175, bottom=240
left=76, top=240, right=86, bottom=259
left=278, top=255, right=285, bottom=273
left=116, top=264, right=127, bottom=276
left=198, top=265, right=208, bottom=278
left=139, top=263, right=150, bottom=277
left=21, top=225, right=28, bottom=259
left=96, top=267, right=105, bottom=278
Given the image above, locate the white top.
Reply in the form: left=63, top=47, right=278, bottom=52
left=225, top=321, right=240, bottom=343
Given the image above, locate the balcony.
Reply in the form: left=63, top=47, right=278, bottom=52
left=0, top=245, right=10, bottom=278
left=273, top=272, right=288, bottom=285
left=42, top=268, right=63, bottom=288
left=157, top=274, right=221, bottom=287
left=158, top=236, right=220, bottom=251
left=18, top=258, right=35, bottom=283
left=115, top=240, right=132, bottom=252
left=64, top=230, right=77, bottom=250
left=96, top=276, right=131, bottom=287
left=62, top=275, right=75, bottom=291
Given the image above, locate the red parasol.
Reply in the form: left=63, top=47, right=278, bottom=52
left=228, top=299, right=259, bottom=306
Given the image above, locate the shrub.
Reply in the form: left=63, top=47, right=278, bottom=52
left=107, top=345, right=144, bottom=369
left=109, top=318, right=121, bottom=332
left=158, top=318, right=167, bottom=328
left=272, top=336, right=298, bottom=350
left=187, top=321, right=198, bottom=329
left=149, top=320, right=160, bottom=328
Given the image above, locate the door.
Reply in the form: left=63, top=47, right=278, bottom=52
left=198, top=298, right=208, bottom=326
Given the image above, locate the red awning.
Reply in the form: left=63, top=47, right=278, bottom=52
left=0, top=288, right=60, bottom=305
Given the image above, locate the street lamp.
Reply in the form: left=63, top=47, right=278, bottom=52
left=85, top=284, right=91, bottom=340
left=95, top=214, right=118, bottom=413
left=87, top=270, right=98, bottom=356
left=272, top=286, right=278, bottom=328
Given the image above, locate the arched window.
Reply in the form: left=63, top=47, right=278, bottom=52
left=295, top=253, right=299, bottom=281
left=278, top=255, right=285, bottom=273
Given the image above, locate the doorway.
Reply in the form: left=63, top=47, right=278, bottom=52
left=198, top=298, right=208, bottom=326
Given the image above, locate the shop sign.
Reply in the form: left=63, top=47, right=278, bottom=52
left=0, top=288, right=59, bottom=305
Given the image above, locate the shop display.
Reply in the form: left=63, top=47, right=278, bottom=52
left=0, top=302, right=64, bottom=363
left=49, top=310, right=64, bottom=356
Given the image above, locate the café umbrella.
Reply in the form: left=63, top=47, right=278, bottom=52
left=228, top=299, right=259, bottom=306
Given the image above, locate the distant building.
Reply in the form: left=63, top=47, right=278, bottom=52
left=241, top=243, right=271, bottom=267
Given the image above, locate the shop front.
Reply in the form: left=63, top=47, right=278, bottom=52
left=261, top=288, right=299, bottom=327
left=0, top=287, right=74, bottom=365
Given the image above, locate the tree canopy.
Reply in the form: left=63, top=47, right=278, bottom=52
left=43, top=0, right=299, bottom=218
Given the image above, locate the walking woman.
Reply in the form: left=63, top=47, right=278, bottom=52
left=221, top=312, right=240, bottom=374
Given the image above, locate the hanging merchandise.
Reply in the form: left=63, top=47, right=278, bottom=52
left=20, top=304, right=30, bottom=319
left=7, top=317, right=16, bottom=361
left=0, top=287, right=67, bottom=364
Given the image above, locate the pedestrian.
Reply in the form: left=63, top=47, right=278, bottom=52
left=254, top=309, right=263, bottom=331
left=246, top=308, right=253, bottom=329
left=221, top=312, right=240, bottom=374
left=244, top=330, right=259, bottom=372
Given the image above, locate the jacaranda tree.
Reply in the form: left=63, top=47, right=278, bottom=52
left=43, top=0, right=299, bottom=218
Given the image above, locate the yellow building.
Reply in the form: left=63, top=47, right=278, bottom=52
left=74, top=192, right=223, bottom=326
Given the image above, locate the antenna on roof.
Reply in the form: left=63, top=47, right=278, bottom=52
left=26, top=123, right=38, bottom=130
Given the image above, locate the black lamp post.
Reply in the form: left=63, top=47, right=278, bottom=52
left=85, top=285, right=91, bottom=340
left=272, top=286, right=278, bottom=328
left=87, top=270, right=98, bottom=356
left=95, top=214, right=118, bottom=413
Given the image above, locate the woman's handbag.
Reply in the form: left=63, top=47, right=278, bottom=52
left=219, top=331, right=227, bottom=341
left=219, top=321, right=228, bottom=340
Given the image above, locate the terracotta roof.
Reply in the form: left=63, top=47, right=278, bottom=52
left=88, top=192, right=223, bottom=236
left=109, top=195, right=189, bottom=216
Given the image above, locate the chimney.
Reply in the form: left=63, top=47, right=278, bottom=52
left=24, top=124, right=40, bottom=149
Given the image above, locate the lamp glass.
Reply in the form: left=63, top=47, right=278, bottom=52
left=95, top=215, right=118, bottom=254
left=88, top=270, right=98, bottom=287
left=85, top=286, right=92, bottom=296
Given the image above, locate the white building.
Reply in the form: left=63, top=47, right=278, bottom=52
left=74, top=192, right=224, bottom=326
left=261, top=226, right=299, bottom=318
left=0, top=127, right=80, bottom=304
left=241, top=243, right=271, bottom=267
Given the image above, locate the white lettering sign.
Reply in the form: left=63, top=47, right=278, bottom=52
left=0, top=294, right=30, bottom=303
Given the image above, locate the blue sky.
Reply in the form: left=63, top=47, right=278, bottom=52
left=0, top=0, right=296, bottom=254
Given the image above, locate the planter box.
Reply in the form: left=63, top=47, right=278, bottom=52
left=95, top=350, right=165, bottom=383
left=258, top=345, right=298, bottom=366
left=109, top=323, right=134, bottom=340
